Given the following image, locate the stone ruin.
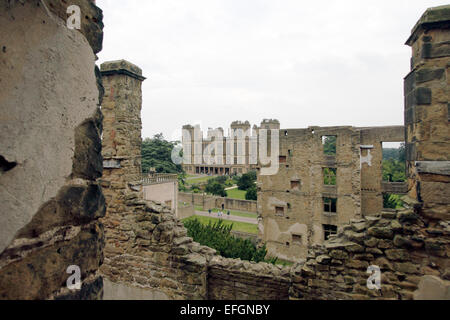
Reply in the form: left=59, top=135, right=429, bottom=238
left=0, top=1, right=448, bottom=300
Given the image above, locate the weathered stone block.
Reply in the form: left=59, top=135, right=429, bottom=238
left=368, top=226, right=394, bottom=239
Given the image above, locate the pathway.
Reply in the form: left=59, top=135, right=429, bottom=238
left=194, top=210, right=257, bottom=225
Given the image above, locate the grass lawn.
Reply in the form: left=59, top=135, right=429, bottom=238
left=274, top=258, right=295, bottom=267
left=194, top=206, right=257, bottom=219
left=182, top=215, right=258, bottom=234
left=185, top=175, right=216, bottom=185
left=226, top=188, right=247, bottom=200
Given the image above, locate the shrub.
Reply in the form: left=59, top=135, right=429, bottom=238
left=245, top=185, right=257, bottom=200
left=237, top=171, right=257, bottom=190
left=183, top=218, right=271, bottom=263
left=205, top=182, right=227, bottom=197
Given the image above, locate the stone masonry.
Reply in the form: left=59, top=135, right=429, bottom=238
left=0, top=0, right=105, bottom=299
left=99, top=60, right=292, bottom=300
left=99, top=6, right=448, bottom=300
left=1, top=2, right=447, bottom=300
left=258, top=125, right=405, bottom=262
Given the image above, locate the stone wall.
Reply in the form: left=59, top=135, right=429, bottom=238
left=99, top=60, right=291, bottom=300
left=143, top=181, right=178, bottom=213
left=290, top=208, right=449, bottom=300
left=289, top=5, right=450, bottom=300
left=258, top=125, right=405, bottom=262
left=177, top=203, right=195, bottom=220
left=404, top=4, right=450, bottom=223
left=0, top=0, right=105, bottom=299
left=99, top=5, right=448, bottom=301
left=179, top=192, right=257, bottom=213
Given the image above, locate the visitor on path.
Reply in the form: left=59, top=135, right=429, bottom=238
left=208, top=209, right=211, bottom=215
left=227, top=210, right=230, bottom=219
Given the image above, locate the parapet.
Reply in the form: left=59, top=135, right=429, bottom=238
left=100, top=59, right=146, bottom=81
left=406, top=5, right=450, bottom=46
left=230, top=120, right=251, bottom=129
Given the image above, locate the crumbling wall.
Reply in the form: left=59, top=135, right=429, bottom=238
left=258, top=127, right=363, bottom=262
left=359, top=126, right=405, bottom=216
left=99, top=60, right=291, bottom=300
left=258, top=125, right=405, bottom=262
left=99, top=4, right=449, bottom=301
left=207, top=256, right=290, bottom=300
left=290, top=5, right=450, bottom=300
left=0, top=0, right=105, bottom=299
left=290, top=208, right=449, bottom=300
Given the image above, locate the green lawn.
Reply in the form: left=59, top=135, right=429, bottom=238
left=274, top=258, right=295, bottom=267
left=194, top=206, right=257, bottom=219
left=226, top=188, right=247, bottom=200
left=185, top=175, right=216, bottom=185
left=182, top=215, right=258, bottom=234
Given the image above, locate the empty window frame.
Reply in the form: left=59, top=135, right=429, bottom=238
left=290, top=180, right=300, bottom=190
left=382, top=142, right=406, bottom=183
left=275, top=206, right=284, bottom=215
left=323, top=224, right=337, bottom=241
left=292, top=234, right=302, bottom=245
left=323, top=197, right=337, bottom=213
left=322, top=135, right=337, bottom=156
left=323, top=167, right=337, bottom=185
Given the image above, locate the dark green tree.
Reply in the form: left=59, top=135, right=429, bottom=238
left=141, top=133, right=183, bottom=174
left=237, top=171, right=257, bottom=190
left=183, top=218, right=272, bottom=263
left=323, top=136, right=336, bottom=155
left=205, top=181, right=227, bottom=197
left=245, top=185, right=257, bottom=200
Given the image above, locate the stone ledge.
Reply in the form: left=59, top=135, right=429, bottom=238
left=415, top=161, right=450, bottom=175
left=100, top=60, right=146, bottom=81
left=406, top=5, right=450, bottom=45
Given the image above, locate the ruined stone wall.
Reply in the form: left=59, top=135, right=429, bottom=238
left=207, top=256, right=290, bottom=300
left=258, top=125, right=405, bottom=262
left=99, top=60, right=208, bottom=299
left=99, top=61, right=291, bottom=300
left=0, top=0, right=105, bottom=299
left=404, top=5, right=450, bottom=223
left=289, top=5, right=450, bottom=300
left=99, top=5, right=448, bottom=301
left=143, top=181, right=178, bottom=213
left=290, top=208, right=449, bottom=299
left=359, top=126, right=405, bottom=216
left=258, top=127, right=362, bottom=262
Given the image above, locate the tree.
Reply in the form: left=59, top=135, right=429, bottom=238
left=323, top=136, right=336, bottom=155
left=183, top=218, right=272, bottom=263
left=237, top=171, right=257, bottom=190
left=141, top=133, right=183, bottom=174
left=383, top=193, right=404, bottom=209
left=382, top=159, right=406, bottom=182
left=205, top=182, right=227, bottom=197
left=245, top=185, right=257, bottom=200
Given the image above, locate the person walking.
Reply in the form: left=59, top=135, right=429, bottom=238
left=208, top=208, right=211, bottom=215
left=227, top=210, right=230, bottom=219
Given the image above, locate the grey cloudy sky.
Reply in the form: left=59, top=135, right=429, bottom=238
left=96, top=0, right=449, bottom=141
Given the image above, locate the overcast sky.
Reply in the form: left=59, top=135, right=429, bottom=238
left=96, top=0, right=449, bottom=141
